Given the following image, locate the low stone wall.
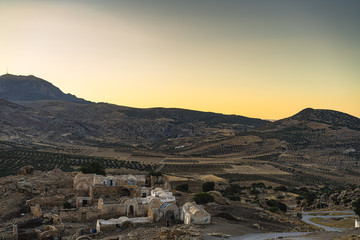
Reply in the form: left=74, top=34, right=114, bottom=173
left=100, top=204, right=127, bottom=218
left=26, top=196, right=66, bottom=207
left=60, top=208, right=101, bottom=223
left=92, top=186, right=136, bottom=198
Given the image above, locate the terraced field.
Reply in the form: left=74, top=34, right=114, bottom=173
left=0, top=148, right=157, bottom=177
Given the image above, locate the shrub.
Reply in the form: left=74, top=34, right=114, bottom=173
left=63, top=202, right=72, bottom=209
left=274, top=185, right=288, bottom=192
left=353, top=197, right=360, bottom=216
left=250, top=188, right=260, bottom=195
left=276, top=195, right=284, bottom=200
left=221, top=184, right=243, bottom=201
left=79, top=161, right=106, bottom=175
left=303, top=191, right=317, bottom=205
left=251, top=182, right=266, bottom=189
left=266, top=199, right=287, bottom=212
left=202, top=182, right=215, bottom=192
left=269, top=207, right=278, bottom=213
left=175, top=184, right=189, bottom=192
left=193, top=192, right=214, bottom=204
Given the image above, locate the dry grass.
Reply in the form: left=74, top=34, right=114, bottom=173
left=310, top=217, right=354, bottom=229
left=308, top=212, right=354, bottom=216
left=306, top=122, right=331, bottom=130
left=224, top=164, right=289, bottom=175
left=198, top=174, right=226, bottom=183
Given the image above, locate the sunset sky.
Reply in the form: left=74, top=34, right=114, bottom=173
left=0, top=0, right=359, bottom=119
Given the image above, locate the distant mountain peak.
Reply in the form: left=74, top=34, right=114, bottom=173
left=0, top=74, right=91, bottom=104
left=291, top=108, right=360, bottom=130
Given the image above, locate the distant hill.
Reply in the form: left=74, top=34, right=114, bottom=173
left=175, top=107, right=359, bottom=155
left=291, top=108, right=360, bottom=130
left=0, top=74, right=90, bottom=104
left=261, top=108, right=360, bottom=131
left=9, top=99, right=268, bottom=146
left=0, top=74, right=269, bottom=146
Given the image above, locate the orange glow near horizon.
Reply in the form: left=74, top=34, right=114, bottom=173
left=0, top=1, right=359, bottom=119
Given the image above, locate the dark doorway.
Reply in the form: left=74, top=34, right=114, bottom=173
left=120, top=188, right=131, bottom=197
left=129, top=205, right=135, bottom=217
left=142, top=193, right=146, bottom=198
left=165, top=210, right=175, bottom=223
left=82, top=200, right=88, bottom=206
left=108, top=179, right=113, bottom=186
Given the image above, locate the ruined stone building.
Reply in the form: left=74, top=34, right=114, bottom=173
left=181, top=202, right=211, bottom=225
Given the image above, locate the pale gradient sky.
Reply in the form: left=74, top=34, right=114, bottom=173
left=0, top=0, right=359, bottom=119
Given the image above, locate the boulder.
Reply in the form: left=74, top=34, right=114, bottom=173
left=17, top=166, right=34, bottom=175
left=30, top=204, right=43, bottom=218
left=209, top=191, right=230, bottom=205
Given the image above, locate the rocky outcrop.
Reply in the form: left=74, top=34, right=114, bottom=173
left=17, top=166, right=34, bottom=175
left=209, top=191, right=230, bottom=205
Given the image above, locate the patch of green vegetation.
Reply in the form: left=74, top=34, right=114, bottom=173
left=250, top=188, right=260, bottom=195
left=63, top=202, right=72, bottom=209
left=221, top=184, right=243, bottom=201
left=289, top=187, right=318, bottom=206
left=0, top=148, right=157, bottom=177
left=266, top=199, right=287, bottom=212
left=193, top=192, right=214, bottom=204
left=202, top=182, right=215, bottom=192
left=353, top=197, right=360, bottom=217
left=175, top=183, right=189, bottom=193
left=251, top=182, right=266, bottom=189
left=274, top=185, right=287, bottom=192
left=80, top=161, right=106, bottom=175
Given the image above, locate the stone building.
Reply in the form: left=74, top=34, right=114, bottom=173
left=73, top=173, right=148, bottom=206
left=150, top=188, right=176, bottom=203
left=73, top=173, right=146, bottom=192
left=181, top=202, right=211, bottom=224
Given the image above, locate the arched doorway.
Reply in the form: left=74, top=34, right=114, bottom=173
left=128, top=205, right=135, bottom=217
left=165, top=210, right=175, bottom=223
left=120, top=188, right=131, bottom=197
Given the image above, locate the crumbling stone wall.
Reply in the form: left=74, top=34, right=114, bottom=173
left=73, top=173, right=94, bottom=192
left=92, top=186, right=136, bottom=198
left=60, top=208, right=101, bottom=222
left=100, top=204, right=127, bottom=218
left=26, top=196, right=65, bottom=208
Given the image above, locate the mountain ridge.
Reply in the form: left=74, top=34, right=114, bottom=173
left=0, top=74, right=91, bottom=104
left=291, top=107, right=360, bottom=130
left=0, top=74, right=358, bottom=150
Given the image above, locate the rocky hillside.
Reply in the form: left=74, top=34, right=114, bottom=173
left=167, top=108, right=360, bottom=173
left=285, top=108, right=360, bottom=130
left=0, top=98, right=268, bottom=148
left=0, top=74, right=90, bottom=103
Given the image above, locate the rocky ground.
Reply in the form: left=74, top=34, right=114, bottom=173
left=0, top=168, right=74, bottom=223
left=1, top=168, right=358, bottom=240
